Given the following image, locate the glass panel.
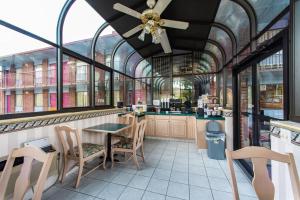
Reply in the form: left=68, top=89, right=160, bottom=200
left=114, top=72, right=124, bottom=106
left=95, top=26, right=122, bottom=67
left=215, top=0, right=250, bottom=52
left=172, top=54, right=193, bottom=75
left=135, top=60, right=152, bottom=78
left=258, top=119, right=271, bottom=149
left=194, top=75, right=217, bottom=101
left=172, top=77, right=193, bottom=103
left=62, top=55, right=90, bottom=108
left=239, top=67, right=253, bottom=148
left=152, top=56, right=171, bottom=77
left=134, top=78, right=147, bottom=104
left=257, top=13, right=289, bottom=46
left=0, top=0, right=66, bottom=42
left=113, top=42, right=134, bottom=73
left=247, top=0, right=289, bottom=32
left=63, top=0, right=105, bottom=58
left=193, top=52, right=217, bottom=73
left=125, top=77, right=134, bottom=106
left=126, top=52, right=142, bottom=76
left=153, top=77, right=171, bottom=100
left=0, top=25, right=57, bottom=115
left=226, top=65, right=233, bottom=108
left=257, top=50, right=284, bottom=119
left=95, top=67, right=111, bottom=106
left=209, top=27, right=233, bottom=62
left=219, top=71, right=224, bottom=106
left=205, top=43, right=223, bottom=67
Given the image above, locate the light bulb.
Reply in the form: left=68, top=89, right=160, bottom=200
left=138, top=29, right=146, bottom=41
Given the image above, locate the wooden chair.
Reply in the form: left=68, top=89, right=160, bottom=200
left=0, top=147, right=55, bottom=200
left=226, top=147, right=300, bottom=200
left=55, top=125, right=106, bottom=188
left=111, top=119, right=147, bottom=169
left=111, top=113, right=136, bottom=145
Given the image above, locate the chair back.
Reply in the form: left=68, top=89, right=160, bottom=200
left=119, top=114, right=136, bottom=136
left=206, top=120, right=221, bottom=132
left=0, top=147, right=55, bottom=200
left=132, top=120, right=147, bottom=149
left=226, top=147, right=300, bottom=200
left=55, top=125, right=82, bottom=159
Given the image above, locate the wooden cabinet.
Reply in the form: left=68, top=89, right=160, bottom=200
left=170, top=118, right=187, bottom=138
left=145, top=115, right=155, bottom=136
left=155, top=115, right=170, bottom=137
left=187, top=116, right=196, bottom=139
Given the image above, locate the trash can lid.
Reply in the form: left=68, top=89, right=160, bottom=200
left=206, top=131, right=225, bottom=137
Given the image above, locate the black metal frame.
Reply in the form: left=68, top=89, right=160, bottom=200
left=0, top=0, right=292, bottom=123
left=233, top=29, right=289, bottom=174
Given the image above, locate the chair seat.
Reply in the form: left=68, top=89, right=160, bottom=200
left=113, top=138, right=133, bottom=149
left=71, top=143, right=104, bottom=158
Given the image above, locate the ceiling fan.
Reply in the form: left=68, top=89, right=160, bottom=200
left=113, top=0, right=189, bottom=54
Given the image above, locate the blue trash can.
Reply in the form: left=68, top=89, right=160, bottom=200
left=205, top=121, right=226, bottom=160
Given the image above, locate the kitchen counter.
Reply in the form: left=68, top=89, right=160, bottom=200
left=146, top=112, right=225, bottom=120
left=145, top=112, right=195, bottom=116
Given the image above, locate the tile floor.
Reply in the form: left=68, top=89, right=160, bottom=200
left=43, top=139, right=258, bottom=200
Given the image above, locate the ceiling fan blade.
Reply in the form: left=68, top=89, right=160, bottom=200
left=153, top=0, right=172, bottom=15
left=113, top=3, right=141, bottom=19
left=160, top=19, right=189, bottom=30
left=123, top=25, right=143, bottom=38
left=160, top=29, right=172, bottom=54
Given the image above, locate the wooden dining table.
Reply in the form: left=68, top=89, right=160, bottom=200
left=83, top=123, right=131, bottom=161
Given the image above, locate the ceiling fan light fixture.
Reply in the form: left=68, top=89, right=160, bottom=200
left=138, top=29, right=146, bottom=41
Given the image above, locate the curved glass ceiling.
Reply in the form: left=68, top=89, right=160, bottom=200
left=95, top=26, right=122, bottom=67
left=125, top=52, right=142, bottom=76
left=209, top=27, right=233, bottom=62
left=63, top=0, right=105, bottom=58
left=205, top=42, right=224, bottom=67
left=113, top=42, right=134, bottom=72
left=215, top=0, right=250, bottom=52
left=136, top=60, right=152, bottom=78
left=247, top=0, right=289, bottom=32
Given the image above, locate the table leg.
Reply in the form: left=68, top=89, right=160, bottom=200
left=106, top=133, right=112, bottom=161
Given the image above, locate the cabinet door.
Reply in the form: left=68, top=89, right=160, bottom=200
left=145, top=117, right=155, bottom=136
left=187, top=117, right=196, bottom=139
left=156, top=119, right=170, bottom=137
left=196, top=120, right=208, bottom=148
left=170, top=120, right=187, bottom=138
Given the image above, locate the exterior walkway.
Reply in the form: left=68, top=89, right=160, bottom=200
left=43, top=139, right=258, bottom=200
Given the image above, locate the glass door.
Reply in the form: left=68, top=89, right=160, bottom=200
left=237, top=49, right=285, bottom=175
left=238, top=67, right=254, bottom=171
left=257, top=50, right=284, bottom=149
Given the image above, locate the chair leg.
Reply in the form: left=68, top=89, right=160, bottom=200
left=103, top=151, right=107, bottom=170
left=133, top=151, right=140, bottom=169
left=60, top=157, right=69, bottom=183
left=75, top=161, right=84, bottom=188
left=141, top=145, right=145, bottom=162
left=111, top=149, right=115, bottom=168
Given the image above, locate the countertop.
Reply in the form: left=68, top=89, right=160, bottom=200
left=145, top=112, right=225, bottom=120
left=271, top=120, right=300, bottom=133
